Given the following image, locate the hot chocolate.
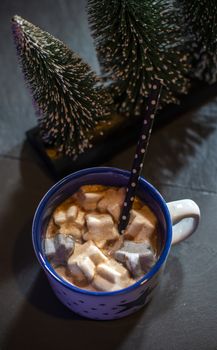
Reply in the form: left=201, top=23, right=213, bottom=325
left=43, top=185, right=158, bottom=292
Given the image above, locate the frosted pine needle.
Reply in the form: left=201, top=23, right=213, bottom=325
left=12, top=15, right=112, bottom=157
left=178, top=0, right=217, bottom=84
left=88, top=0, right=190, bottom=116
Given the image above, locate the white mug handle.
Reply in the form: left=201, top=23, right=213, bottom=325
left=167, top=199, right=200, bottom=245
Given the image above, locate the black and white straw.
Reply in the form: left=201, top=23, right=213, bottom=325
left=118, top=80, right=162, bottom=234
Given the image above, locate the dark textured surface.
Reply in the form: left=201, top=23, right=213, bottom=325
left=0, top=1, right=217, bottom=350
left=26, top=80, right=217, bottom=179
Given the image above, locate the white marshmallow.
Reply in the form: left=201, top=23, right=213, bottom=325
left=97, top=263, right=122, bottom=283
left=68, top=260, right=84, bottom=281
left=74, top=209, right=85, bottom=228
left=77, top=256, right=95, bottom=281
left=77, top=190, right=104, bottom=211
left=88, top=245, right=108, bottom=265
left=53, top=210, right=67, bottom=225
left=84, top=213, right=119, bottom=247
left=98, top=188, right=126, bottom=222
left=68, top=241, right=108, bottom=282
left=124, top=206, right=157, bottom=242
left=93, top=259, right=132, bottom=291
left=43, top=237, right=56, bottom=258
left=66, top=205, right=78, bottom=220
left=93, top=239, right=107, bottom=249
left=92, top=275, right=115, bottom=292
left=59, top=222, right=82, bottom=239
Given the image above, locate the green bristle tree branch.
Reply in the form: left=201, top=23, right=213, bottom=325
left=88, top=0, right=190, bottom=117
left=12, top=15, right=112, bottom=157
left=178, top=0, right=217, bottom=83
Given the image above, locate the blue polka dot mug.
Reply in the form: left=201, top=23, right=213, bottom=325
left=32, top=167, right=200, bottom=320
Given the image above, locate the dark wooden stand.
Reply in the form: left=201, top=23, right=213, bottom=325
left=26, top=80, right=217, bottom=179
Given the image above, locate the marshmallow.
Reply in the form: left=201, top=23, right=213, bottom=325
left=43, top=237, right=56, bottom=258
left=74, top=209, right=85, bottom=228
left=68, top=241, right=108, bottom=282
left=59, top=222, right=82, bottom=239
left=84, top=213, right=119, bottom=247
left=124, top=206, right=157, bottom=242
left=53, top=210, right=67, bottom=225
left=77, top=256, right=95, bottom=281
left=115, top=241, right=156, bottom=277
left=93, top=259, right=132, bottom=291
left=57, top=207, right=85, bottom=240
left=76, top=189, right=105, bottom=211
left=92, top=275, right=115, bottom=292
left=54, top=204, right=79, bottom=223
left=97, top=263, right=122, bottom=283
left=43, top=233, right=75, bottom=266
left=66, top=205, right=78, bottom=220
left=97, top=261, right=128, bottom=283
left=98, top=188, right=126, bottom=222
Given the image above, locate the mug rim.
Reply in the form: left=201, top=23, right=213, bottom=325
left=32, top=166, right=172, bottom=296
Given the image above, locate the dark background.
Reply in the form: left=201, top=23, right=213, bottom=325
left=0, top=0, right=217, bottom=349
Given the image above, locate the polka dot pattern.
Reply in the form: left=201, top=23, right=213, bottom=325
left=50, top=276, right=159, bottom=320
left=118, top=80, right=162, bottom=233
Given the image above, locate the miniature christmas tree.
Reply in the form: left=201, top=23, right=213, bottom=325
left=178, top=0, right=217, bottom=83
left=12, top=15, right=112, bottom=157
left=88, top=0, right=190, bottom=116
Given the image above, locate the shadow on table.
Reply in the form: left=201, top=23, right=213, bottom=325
left=144, top=106, right=217, bottom=185
left=0, top=141, right=53, bottom=284
left=105, top=105, right=217, bottom=189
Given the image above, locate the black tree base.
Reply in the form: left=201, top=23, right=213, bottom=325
left=26, top=80, right=217, bottom=179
